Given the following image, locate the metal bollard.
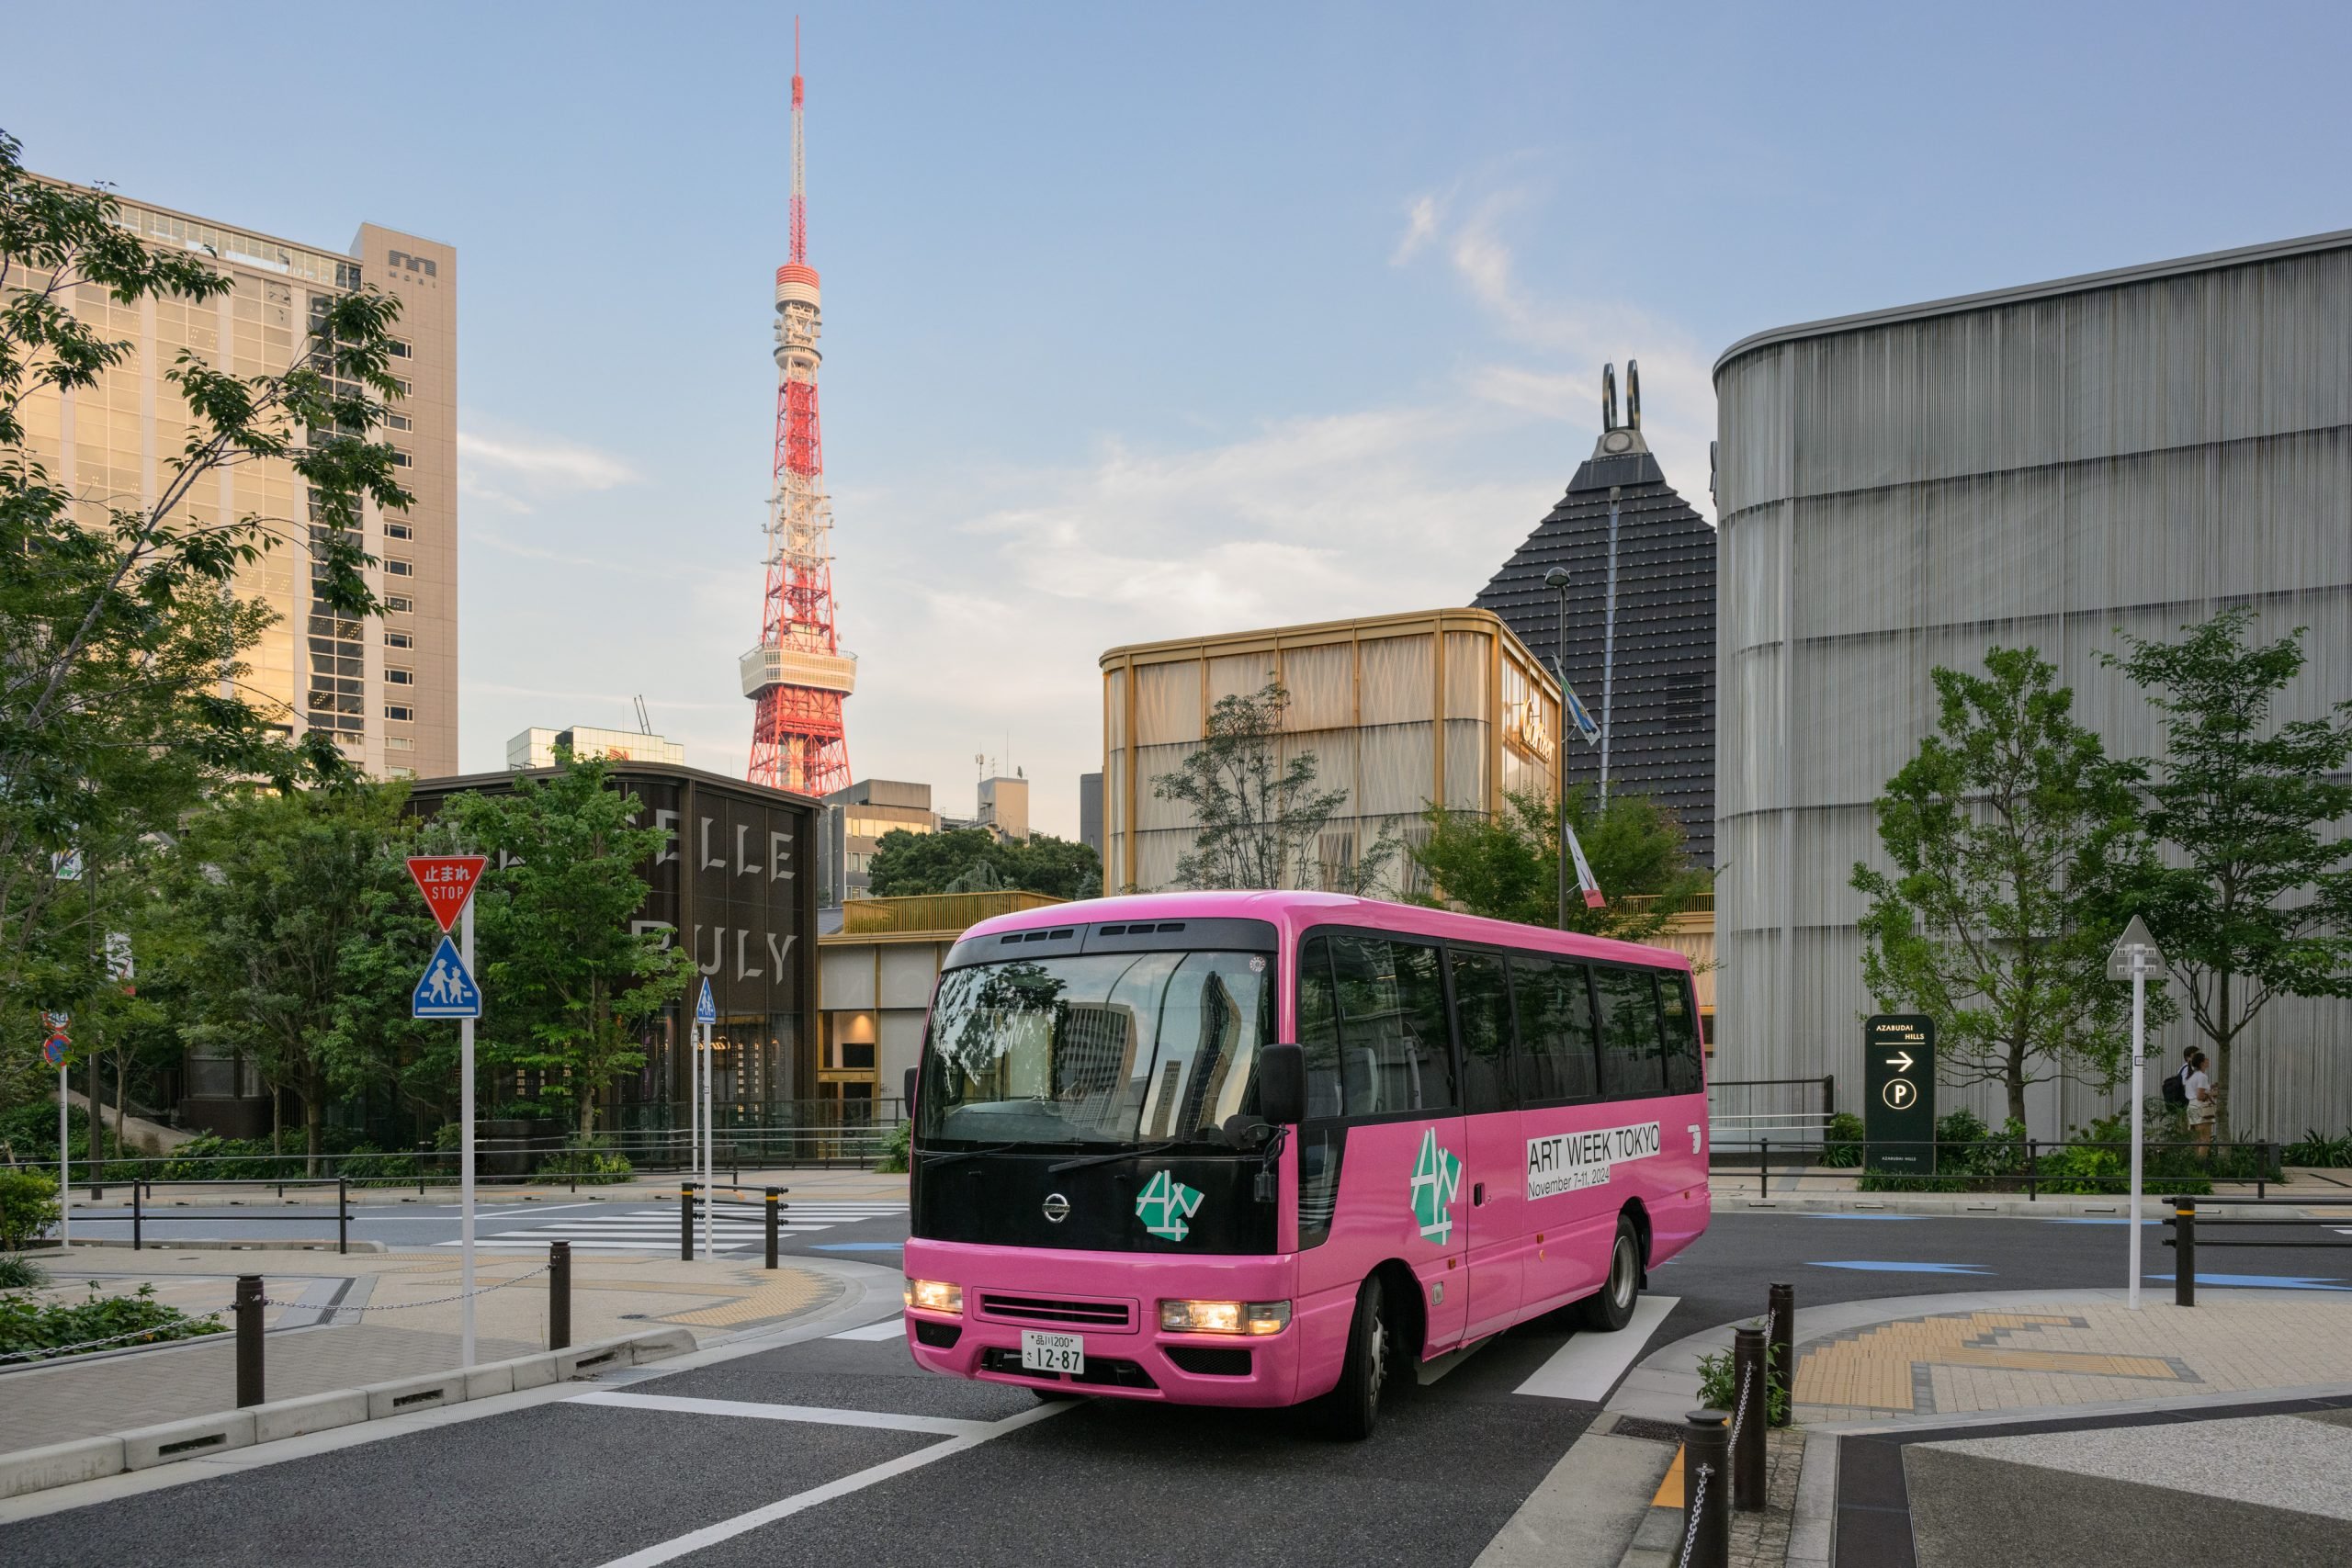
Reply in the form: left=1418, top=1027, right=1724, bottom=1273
left=549, top=1240, right=571, bottom=1350
left=133, top=1181, right=142, bottom=1253
left=680, top=1181, right=697, bottom=1262
left=2173, top=1196, right=2196, bottom=1306
left=1681, top=1409, right=1730, bottom=1568
left=337, top=1176, right=348, bottom=1256
left=1758, top=1137, right=1770, bottom=1201
left=764, top=1186, right=783, bottom=1270
left=235, top=1275, right=265, bottom=1408
left=1768, top=1282, right=1795, bottom=1427
left=1732, top=1325, right=1767, bottom=1511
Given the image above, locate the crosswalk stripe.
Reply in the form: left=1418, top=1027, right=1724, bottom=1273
left=440, top=1201, right=906, bottom=1253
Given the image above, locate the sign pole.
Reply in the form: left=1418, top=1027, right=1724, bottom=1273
left=58, top=1055, right=70, bottom=1249
left=2129, top=950, right=2146, bottom=1311
left=700, top=1019, right=714, bottom=1258
left=687, top=1025, right=699, bottom=1256
left=460, top=896, right=477, bottom=1367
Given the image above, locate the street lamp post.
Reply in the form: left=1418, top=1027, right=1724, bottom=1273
left=1544, top=566, right=1573, bottom=930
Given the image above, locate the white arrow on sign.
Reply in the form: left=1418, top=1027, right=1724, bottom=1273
left=1886, top=1051, right=1916, bottom=1073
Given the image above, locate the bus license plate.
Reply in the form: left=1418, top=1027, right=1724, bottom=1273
left=1021, top=1330, right=1084, bottom=1375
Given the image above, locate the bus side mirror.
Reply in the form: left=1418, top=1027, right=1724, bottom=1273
left=1259, top=1043, right=1306, bottom=1126
left=902, top=1066, right=918, bottom=1116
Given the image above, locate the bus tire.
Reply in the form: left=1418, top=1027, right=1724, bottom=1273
left=1318, top=1275, right=1390, bottom=1440
left=1571, top=1214, right=1643, bottom=1332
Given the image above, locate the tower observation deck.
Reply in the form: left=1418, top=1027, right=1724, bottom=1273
left=745, top=28, right=854, bottom=795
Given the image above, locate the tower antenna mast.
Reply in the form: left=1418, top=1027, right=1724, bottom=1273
left=745, top=16, right=854, bottom=795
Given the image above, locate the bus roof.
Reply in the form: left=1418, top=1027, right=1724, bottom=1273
left=958, top=889, right=1691, bottom=971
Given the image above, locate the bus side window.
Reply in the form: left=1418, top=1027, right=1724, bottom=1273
left=1448, top=949, right=1515, bottom=1114
left=1329, top=931, right=1457, bottom=1115
left=1595, top=965, right=1667, bottom=1100
left=1296, top=934, right=1344, bottom=1120
left=1658, top=972, right=1703, bottom=1096
left=1511, top=954, right=1600, bottom=1103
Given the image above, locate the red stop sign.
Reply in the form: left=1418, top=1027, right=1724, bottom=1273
left=406, top=856, right=490, bottom=931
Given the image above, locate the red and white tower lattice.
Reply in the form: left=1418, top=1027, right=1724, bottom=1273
left=744, top=25, right=854, bottom=795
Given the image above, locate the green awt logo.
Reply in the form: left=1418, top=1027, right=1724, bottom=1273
left=1409, top=1127, right=1463, bottom=1245
left=1136, top=1169, right=1204, bottom=1241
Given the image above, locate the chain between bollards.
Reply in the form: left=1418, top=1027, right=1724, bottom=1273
left=548, top=1239, right=571, bottom=1351
left=234, top=1274, right=264, bottom=1408
left=1679, top=1409, right=1729, bottom=1568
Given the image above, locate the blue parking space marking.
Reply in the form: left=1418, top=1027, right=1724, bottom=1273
left=2146, top=1273, right=2352, bottom=1292
left=1807, top=1260, right=1992, bottom=1275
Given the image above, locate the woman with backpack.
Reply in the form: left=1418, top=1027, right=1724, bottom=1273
left=2182, top=1050, right=2216, bottom=1151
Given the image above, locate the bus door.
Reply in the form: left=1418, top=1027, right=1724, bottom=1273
left=1449, top=948, right=1524, bottom=1341
left=1511, top=954, right=1611, bottom=1313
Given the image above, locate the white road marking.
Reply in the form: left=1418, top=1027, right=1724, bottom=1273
left=568, top=1391, right=991, bottom=1437
left=587, top=1400, right=1072, bottom=1567
left=1512, top=1295, right=1680, bottom=1402
left=826, top=1314, right=910, bottom=1342
left=441, top=1201, right=906, bottom=1255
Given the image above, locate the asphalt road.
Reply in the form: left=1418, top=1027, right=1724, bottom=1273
left=7, top=1211, right=2347, bottom=1568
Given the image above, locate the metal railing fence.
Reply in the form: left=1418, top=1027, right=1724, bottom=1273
left=1705, top=1135, right=2288, bottom=1200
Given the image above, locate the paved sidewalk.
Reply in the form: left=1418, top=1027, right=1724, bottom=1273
left=0, top=1245, right=847, bottom=1453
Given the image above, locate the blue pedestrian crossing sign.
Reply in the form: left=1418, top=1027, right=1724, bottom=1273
left=695, top=978, right=717, bottom=1026
left=413, top=935, right=482, bottom=1020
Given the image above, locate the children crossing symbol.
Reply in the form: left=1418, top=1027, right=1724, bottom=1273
left=413, top=934, right=482, bottom=1019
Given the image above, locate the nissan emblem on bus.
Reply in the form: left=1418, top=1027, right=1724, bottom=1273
left=1042, top=1193, right=1070, bottom=1224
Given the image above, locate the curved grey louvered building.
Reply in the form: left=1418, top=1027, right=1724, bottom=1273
left=1713, top=230, right=2352, bottom=1141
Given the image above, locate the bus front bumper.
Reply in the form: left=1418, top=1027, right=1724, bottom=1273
left=900, top=1237, right=1307, bottom=1407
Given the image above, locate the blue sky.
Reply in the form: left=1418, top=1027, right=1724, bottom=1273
left=12, top=2, right=2352, bottom=834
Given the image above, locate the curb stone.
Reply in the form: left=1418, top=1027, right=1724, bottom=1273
left=0, top=1328, right=690, bottom=1501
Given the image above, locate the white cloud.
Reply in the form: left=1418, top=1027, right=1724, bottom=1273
left=1391, top=193, right=1442, bottom=265
left=458, top=428, right=639, bottom=494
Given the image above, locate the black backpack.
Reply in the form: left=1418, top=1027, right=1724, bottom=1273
left=2161, top=1067, right=2188, bottom=1109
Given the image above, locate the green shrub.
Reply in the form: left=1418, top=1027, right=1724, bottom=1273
left=0, top=1170, right=61, bottom=1250
left=0, top=1281, right=225, bottom=1362
left=1694, top=1327, right=1787, bottom=1425
left=535, top=1141, right=634, bottom=1185
left=0, top=1254, right=51, bottom=1289
left=1821, top=1112, right=1866, bottom=1168
left=2283, top=1129, right=2352, bottom=1168
left=875, top=1120, right=911, bottom=1175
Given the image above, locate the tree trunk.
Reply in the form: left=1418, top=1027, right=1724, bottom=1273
left=115, top=1050, right=130, bottom=1160
left=2006, top=1040, right=2029, bottom=1133
left=303, top=1072, right=323, bottom=1178
left=88, top=1050, right=104, bottom=1165
left=270, top=1086, right=282, bottom=1156
left=2214, top=966, right=2233, bottom=1139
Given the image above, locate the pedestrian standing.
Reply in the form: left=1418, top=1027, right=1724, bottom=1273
left=2184, top=1050, right=2215, bottom=1152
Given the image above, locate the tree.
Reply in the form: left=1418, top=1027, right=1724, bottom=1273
left=1409, top=784, right=1710, bottom=943
left=866, top=827, right=1102, bottom=901
left=2099, top=609, right=2352, bottom=1136
left=1151, top=681, right=1397, bottom=893
left=1850, top=647, right=2149, bottom=1129
left=447, top=757, right=693, bottom=1136
left=0, top=130, right=411, bottom=1020
left=157, top=783, right=416, bottom=1168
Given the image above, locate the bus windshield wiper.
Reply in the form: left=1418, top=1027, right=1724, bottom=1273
left=918, top=1143, right=1020, bottom=1169
left=1048, top=1141, right=1181, bottom=1174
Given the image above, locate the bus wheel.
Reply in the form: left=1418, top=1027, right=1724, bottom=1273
left=1571, top=1215, right=1643, bottom=1333
left=1319, top=1275, right=1389, bottom=1440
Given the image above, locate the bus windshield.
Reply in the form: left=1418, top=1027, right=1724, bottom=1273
left=918, top=949, right=1274, bottom=1151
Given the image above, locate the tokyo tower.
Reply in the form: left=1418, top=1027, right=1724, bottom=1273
left=744, top=21, right=854, bottom=795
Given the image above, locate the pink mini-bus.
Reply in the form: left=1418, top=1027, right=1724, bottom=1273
left=900, top=890, right=1709, bottom=1437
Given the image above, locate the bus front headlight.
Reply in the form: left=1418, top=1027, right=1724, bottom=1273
left=905, top=1278, right=964, bottom=1314
left=1159, top=1299, right=1290, bottom=1336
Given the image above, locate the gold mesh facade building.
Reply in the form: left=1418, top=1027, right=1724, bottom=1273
left=1099, top=608, right=1562, bottom=895
left=13, top=182, right=457, bottom=779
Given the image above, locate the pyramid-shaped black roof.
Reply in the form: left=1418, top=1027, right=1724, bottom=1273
left=1473, top=414, right=1716, bottom=867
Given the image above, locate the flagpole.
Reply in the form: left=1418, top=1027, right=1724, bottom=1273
left=460, top=897, right=477, bottom=1368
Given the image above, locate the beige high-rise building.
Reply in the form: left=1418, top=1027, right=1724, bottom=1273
left=14, top=182, right=457, bottom=778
